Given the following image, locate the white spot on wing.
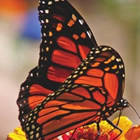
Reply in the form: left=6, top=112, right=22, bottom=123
left=48, top=1, right=53, bottom=5
left=42, top=1, right=45, bottom=4
left=87, top=31, right=92, bottom=38
left=79, top=19, right=84, bottom=25
left=45, top=10, right=49, bottom=14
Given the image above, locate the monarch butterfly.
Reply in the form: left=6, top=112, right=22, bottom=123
left=17, top=0, right=130, bottom=140
left=23, top=46, right=129, bottom=140
left=17, top=0, right=97, bottom=126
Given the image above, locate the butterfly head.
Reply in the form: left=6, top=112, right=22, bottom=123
left=117, top=98, right=129, bottom=110
left=101, top=98, right=129, bottom=120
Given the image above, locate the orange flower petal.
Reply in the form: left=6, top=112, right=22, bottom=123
left=0, top=0, right=27, bottom=16
left=125, top=125, right=140, bottom=140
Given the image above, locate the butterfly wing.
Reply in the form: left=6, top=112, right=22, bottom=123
left=17, top=0, right=97, bottom=126
left=38, top=0, right=97, bottom=84
left=25, top=86, right=103, bottom=140
left=73, top=45, right=125, bottom=103
left=24, top=46, right=125, bottom=140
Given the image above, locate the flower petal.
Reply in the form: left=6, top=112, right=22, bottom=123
left=112, top=116, right=132, bottom=136
left=125, top=125, right=140, bottom=140
left=6, top=127, right=26, bottom=140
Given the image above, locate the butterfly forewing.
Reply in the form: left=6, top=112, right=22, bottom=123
left=24, top=46, right=125, bottom=140
left=17, top=0, right=97, bottom=127
left=38, top=0, right=97, bottom=82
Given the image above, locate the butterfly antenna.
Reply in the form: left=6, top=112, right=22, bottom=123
left=129, top=103, right=140, bottom=120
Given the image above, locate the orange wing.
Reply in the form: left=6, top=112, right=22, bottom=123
left=17, top=0, right=98, bottom=126
left=24, top=86, right=104, bottom=140
left=67, top=45, right=125, bottom=103
left=23, top=46, right=125, bottom=140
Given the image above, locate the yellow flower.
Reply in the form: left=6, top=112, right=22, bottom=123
left=6, top=127, right=26, bottom=140
left=112, top=116, right=133, bottom=140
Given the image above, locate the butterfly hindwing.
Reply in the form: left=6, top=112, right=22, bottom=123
left=73, top=45, right=125, bottom=102
left=24, top=46, right=125, bottom=140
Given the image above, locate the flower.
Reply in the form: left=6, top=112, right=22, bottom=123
left=0, top=0, right=27, bottom=16
left=6, top=127, right=26, bottom=140
left=6, top=116, right=140, bottom=140
left=112, top=116, right=133, bottom=140
left=55, top=116, right=133, bottom=140
left=125, top=125, right=140, bottom=140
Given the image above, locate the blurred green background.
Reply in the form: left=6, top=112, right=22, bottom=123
left=0, top=0, right=140, bottom=139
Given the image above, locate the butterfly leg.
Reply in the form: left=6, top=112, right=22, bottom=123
left=84, top=120, right=100, bottom=140
left=109, top=110, right=122, bottom=135
left=106, top=119, right=122, bottom=140
left=95, top=122, right=100, bottom=140
left=116, top=110, right=122, bottom=126
left=69, top=128, right=77, bottom=140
